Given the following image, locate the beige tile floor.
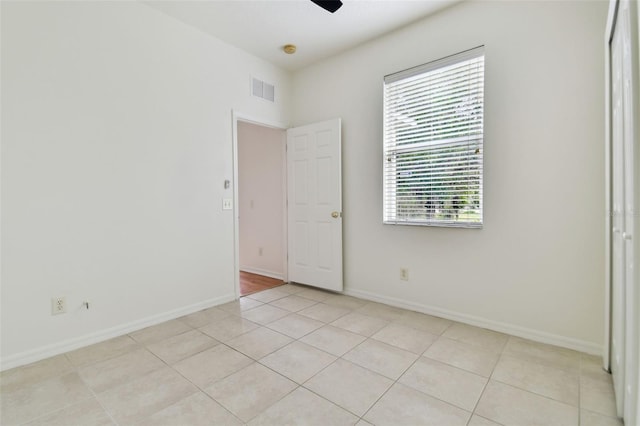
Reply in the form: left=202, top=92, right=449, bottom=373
left=0, top=284, right=623, bottom=426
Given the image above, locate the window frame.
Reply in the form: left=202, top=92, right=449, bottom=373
left=383, top=46, right=485, bottom=228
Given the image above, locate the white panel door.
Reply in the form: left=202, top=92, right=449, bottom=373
left=287, top=119, right=343, bottom=292
left=609, top=1, right=639, bottom=423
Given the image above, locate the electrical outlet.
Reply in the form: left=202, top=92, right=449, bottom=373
left=400, top=268, right=409, bottom=281
left=222, top=198, right=233, bottom=210
left=51, top=297, right=66, bottom=315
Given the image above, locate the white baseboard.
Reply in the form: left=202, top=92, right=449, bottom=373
left=239, top=266, right=283, bottom=281
left=344, top=288, right=602, bottom=356
left=0, top=293, right=236, bottom=371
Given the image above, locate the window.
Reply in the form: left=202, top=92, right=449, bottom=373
left=383, top=46, right=484, bottom=227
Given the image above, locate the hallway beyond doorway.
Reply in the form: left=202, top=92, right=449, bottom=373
left=240, top=271, right=284, bottom=296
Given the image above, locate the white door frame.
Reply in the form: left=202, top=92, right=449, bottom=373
left=603, top=0, right=617, bottom=372
left=232, top=110, right=289, bottom=299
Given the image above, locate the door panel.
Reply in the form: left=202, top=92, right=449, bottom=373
left=287, top=119, right=343, bottom=291
left=611, top=15, right=625, bottom=414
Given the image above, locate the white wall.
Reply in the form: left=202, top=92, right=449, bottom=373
left=292, top=0, right=608, bottom=352
left=237, top=122, right=285, bottom=279
left=0, top=1, right=291, bottom=369
left=1, top=0, right=609, bottom=368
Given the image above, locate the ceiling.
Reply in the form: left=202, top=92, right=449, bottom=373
left=144, top=0, right=460, bottom=71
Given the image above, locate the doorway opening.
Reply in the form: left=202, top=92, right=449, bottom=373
left=234, top=117, right=288, bottom=297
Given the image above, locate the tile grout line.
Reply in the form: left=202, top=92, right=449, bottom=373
left=74, top=373, right=122, bottom=426
left=465, top=338, right=505, bottom=426
left=163, top=316, right=316, bottom=423
left=486, top=336, right=584, bottom=412
left=62, top=331, right=190, bottom=425
left=469, top=337, right=509, bottom=424
left=579, top=355, right=583, bottom=426
left=356, top=325, right=452, bottom=423
left=210, top=293, right=360, bottom=423
left=284, top=321, right=391, bottom=421
left=72, top=314, right=249, bottom=424
left=238, top=296, right=372, bottom=422
left=142, top=339, right=246, bottom=425
left=358, top=319, right=506, bottom=424
left=71, top=350, right=127, bottom=426
left=10, top=355, right=113, bottom=426
left=250, top=301, right=404, bottom=422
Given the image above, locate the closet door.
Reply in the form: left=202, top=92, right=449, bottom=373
left=607, top=0, right=639, bottom=424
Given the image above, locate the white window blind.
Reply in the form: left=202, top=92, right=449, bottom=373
left=383, top=46, right=484, bottom=227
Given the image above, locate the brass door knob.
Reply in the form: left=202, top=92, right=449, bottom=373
left=331, top=211, right=340, bottom=218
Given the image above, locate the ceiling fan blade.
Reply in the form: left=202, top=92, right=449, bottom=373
left=310, top=0, right=343, bottom=13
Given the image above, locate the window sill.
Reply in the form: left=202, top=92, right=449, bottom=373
left=383, top=220, right=483, bottom=229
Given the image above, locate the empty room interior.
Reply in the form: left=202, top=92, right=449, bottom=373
left=1, top=0, right=639, bottom=425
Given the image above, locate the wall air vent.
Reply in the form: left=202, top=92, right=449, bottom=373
left=251, top=77, right=275, bottom=103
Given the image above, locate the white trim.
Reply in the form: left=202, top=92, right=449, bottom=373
left=281, top=128, right=288, bottom=284
left=239, top=266, right=284, bottom=281
left=0, top=294, right=235, bottom=371
left=344, top=288, right=602, bottom=355
left=231, top=111, right=289, bottom=300
left=603, top=0, right=618, bottom=372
